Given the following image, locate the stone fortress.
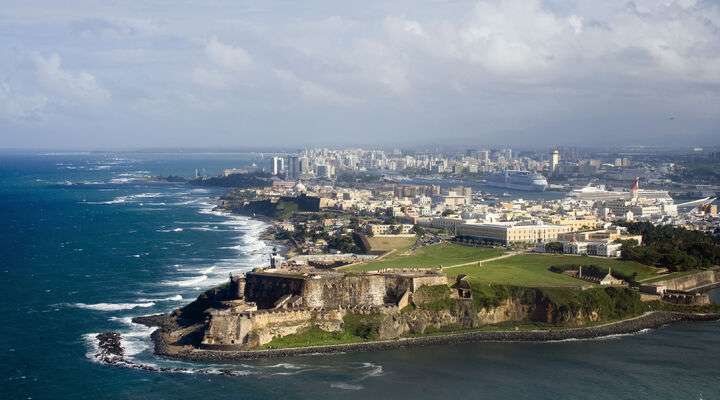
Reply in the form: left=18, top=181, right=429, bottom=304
left=200, top=252, right=448, bottom=349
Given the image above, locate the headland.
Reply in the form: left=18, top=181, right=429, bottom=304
left=129, top=258, right=720, bottom=361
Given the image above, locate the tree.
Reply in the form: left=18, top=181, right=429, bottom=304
left=544, top=242, right=564, bottom=254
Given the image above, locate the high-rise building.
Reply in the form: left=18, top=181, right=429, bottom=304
left=270, top=156, right=284, bottom=175
left=479, top=150, right=490, bottom=163
left=551, top=149, right=560, bottom=175
left=286, top=155, right=299, bottom=180
left=299, top=156, right=310, bottom=176
left=316, top=164, right=333, bottom=179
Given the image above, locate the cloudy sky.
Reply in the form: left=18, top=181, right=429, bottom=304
left=0, top=0, right=718, bottom=149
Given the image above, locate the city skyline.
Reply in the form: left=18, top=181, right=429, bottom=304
left=1, top=0, right=719, bottom=149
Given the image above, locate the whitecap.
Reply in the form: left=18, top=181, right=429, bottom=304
left=157, top=228, right=184, bottom=233
left=162, top=275, right=208, bottom=287
left=72, top=302, right=156, bottom=311
left=136, top=295, right=184, bottom=302
left=330, top=383, right=364, bottom=391
left=200, top=266, right=216, bottom=274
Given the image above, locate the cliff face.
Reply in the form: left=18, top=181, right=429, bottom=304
left=142, top=277, right=647, bottom=351
left=379, top=286, right=532, bottom=339
left=373, top=285, right=646, bottom=339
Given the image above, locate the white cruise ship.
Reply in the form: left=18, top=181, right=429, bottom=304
left=484, top=170, right=548, bottom=191
left=570, top=178, right=672, bottom=202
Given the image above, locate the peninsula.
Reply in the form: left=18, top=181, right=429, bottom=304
left=125, top=148, right=720, bottom=360
left=131, top=250, right=720, bottom=360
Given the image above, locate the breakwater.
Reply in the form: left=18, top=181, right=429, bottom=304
left=145, top=311, right=718, bottom=361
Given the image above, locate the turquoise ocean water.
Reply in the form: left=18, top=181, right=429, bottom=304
left=2, top=152, right=719, bottom=400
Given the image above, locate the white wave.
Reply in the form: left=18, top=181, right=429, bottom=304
left=330, top=383, right=364, bottom=391
left=86, top=196, right=129, bottom=205
left=550, top=328, right=653, bottom=343
left=359, top=362, right=384, bottom=378
left=105, top=317, right=158, bottom=358
left=157, top=228, right=184, bottom=233
left=162, top=275, right=208, bottom=287
left=136, top=295, right=184, bottom=302
left=72, top=302, right=156, bottom=311
left=200, top=266, right=216, bottom=274
left=267, top=363, right=304, bottom=370
left=133, top=192, right=163, bottom=199
left=109, top=178, right=134, bottom=184
left=82, top=332, right=102, bottom=362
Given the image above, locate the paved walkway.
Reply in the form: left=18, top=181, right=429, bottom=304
left=442, top=251, right=522, bottom=270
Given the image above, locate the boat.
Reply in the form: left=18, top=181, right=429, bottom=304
left=483, top=170, right=548, bottom=191
left=570, top=178, right=672, bottom=202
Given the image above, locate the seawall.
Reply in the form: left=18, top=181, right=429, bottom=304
left=652, top=269, right=720, bottom=292
left=149, top=311, right=719, bottom=361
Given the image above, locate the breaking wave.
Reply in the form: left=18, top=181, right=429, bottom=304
left=71, top=302, right=156, bottom=311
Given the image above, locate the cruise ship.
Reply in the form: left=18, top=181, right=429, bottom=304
left=570, top=178, right=672, bottom=202
left=484, top=170, right=548, bottom=191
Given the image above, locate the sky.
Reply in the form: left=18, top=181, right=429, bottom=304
left=0, top=0, right=719, bottom=150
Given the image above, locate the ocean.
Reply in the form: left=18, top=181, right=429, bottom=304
left=2, top=152, right=719, bottom=400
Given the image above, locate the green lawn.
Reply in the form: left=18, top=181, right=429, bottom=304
left=343, top=243, right=505, bottom=272
left=445, top=254, right=662, bottom=288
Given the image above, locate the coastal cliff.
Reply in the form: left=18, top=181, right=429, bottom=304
left=133, top=270, right=673, bottom=359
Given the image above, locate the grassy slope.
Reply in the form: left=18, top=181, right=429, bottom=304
left=446, top=254, right=661, bottom=287
left=344, top=243, right=505, bottom=272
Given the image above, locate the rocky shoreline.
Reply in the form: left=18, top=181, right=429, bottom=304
left=136, top=311, right=719, bottom=362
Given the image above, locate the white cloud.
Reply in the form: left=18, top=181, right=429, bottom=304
left=0, top=81, right=47, bottom=122
left=205, top=36, right=252, bottom=71
left=274, top=68, right=357, bottom=105
left=1, top=0, right=719, bottom=146
left=192, top=36, right=254, bottom=88
left=33, top=53, right=110, bottom=104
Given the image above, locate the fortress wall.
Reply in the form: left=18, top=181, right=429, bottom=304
left=302, top=275, right=386, bottom=308
left=382, top=275, right=413, bottom=304
left=202, top=312, right=252, bottom=346
left=203, top=307, right=348, bottom=348
left=411, top=275, right=448, bottom=291
left=244, top=273, right=306, bottom=308
left=652, top=269, right=720, bottom=291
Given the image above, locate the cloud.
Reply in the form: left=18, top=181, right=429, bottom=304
left=1, top=0, right=719, bottom=147
left=0, top=81, right=47, bottom=122
left=32, top=53, right=110, bottom=104
left=192, top=36, right=254, bottom=88
left=274, top=68, right=357, bottom=105
left=205, top=36, right=252, bottom=71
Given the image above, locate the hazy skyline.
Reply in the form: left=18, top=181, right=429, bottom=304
left=1, top=0, right=719, bottom=149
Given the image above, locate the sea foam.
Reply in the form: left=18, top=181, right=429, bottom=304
left=72, top=302, right=156, bottom=311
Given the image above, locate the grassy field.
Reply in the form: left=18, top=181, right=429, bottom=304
left=344, top=243, right=506, bottom=272
left=364, top=236, right=416, bottom=253
left=445, top=254, right=662, bottom=287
